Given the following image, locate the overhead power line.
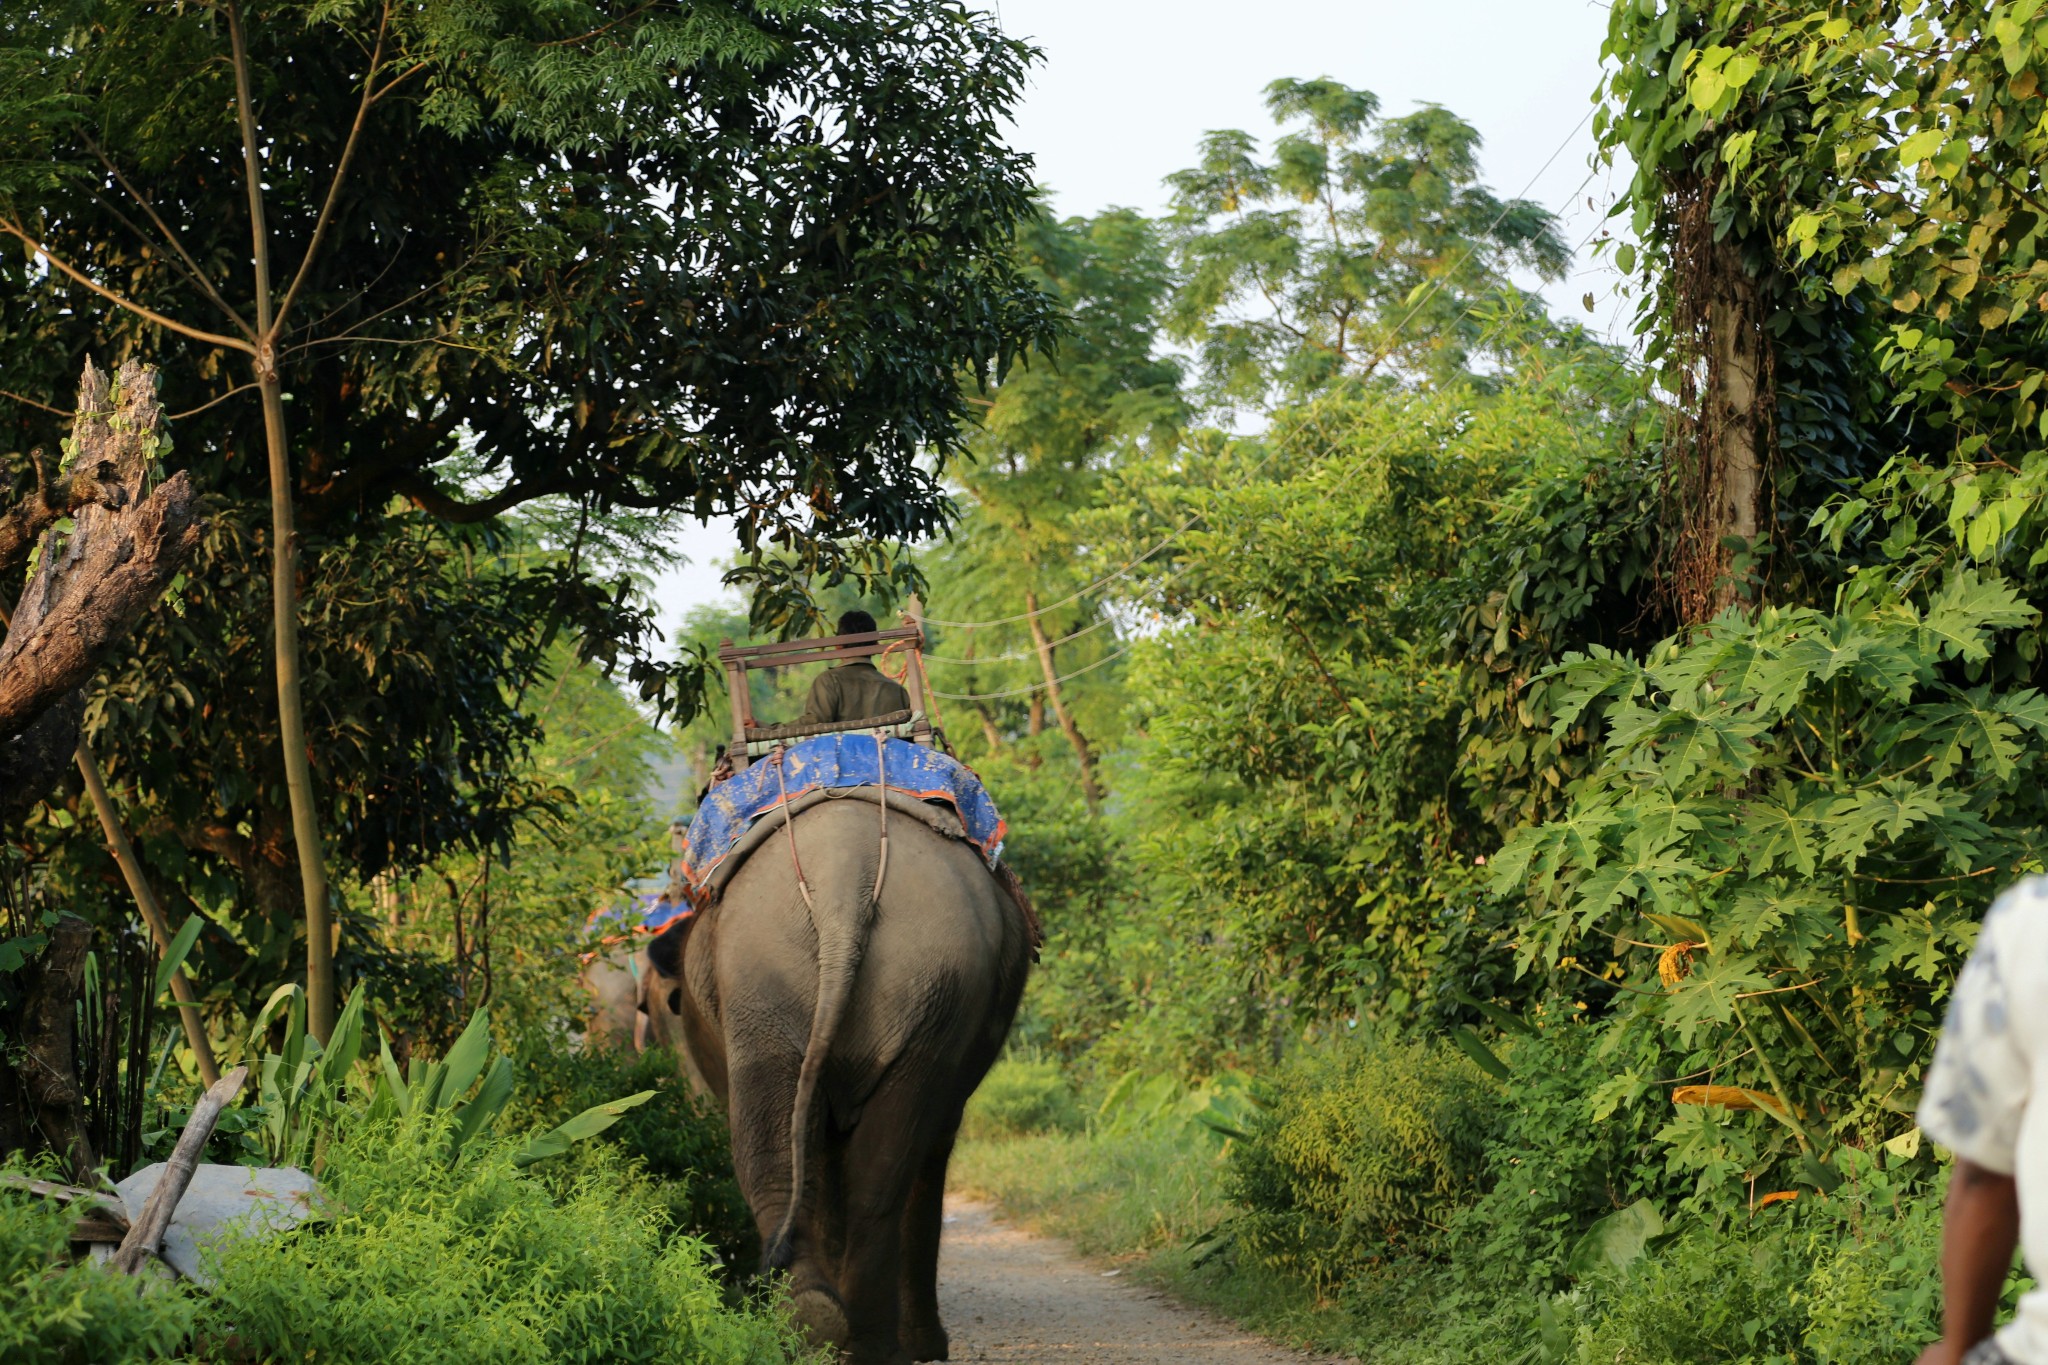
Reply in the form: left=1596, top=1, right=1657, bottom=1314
left=930, top=639, right=1138, bottom=701
left=922, top=155, right=1621, bottom=701
left=919, top=104, right=1599, bottom=634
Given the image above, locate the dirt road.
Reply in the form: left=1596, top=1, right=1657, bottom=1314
left=935, top=1198, right=1344, bottom=1364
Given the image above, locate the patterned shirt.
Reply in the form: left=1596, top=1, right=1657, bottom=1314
left=1921, top=876, right=2048, bottom=1362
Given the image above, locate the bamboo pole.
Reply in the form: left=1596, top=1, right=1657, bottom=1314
left=75, top=743, right=222, bottom=1086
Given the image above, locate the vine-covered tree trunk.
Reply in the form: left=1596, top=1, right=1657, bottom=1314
left=1704, top=256, right=1766, bottom=615
left=1666, top=181, right=1773, bottom=623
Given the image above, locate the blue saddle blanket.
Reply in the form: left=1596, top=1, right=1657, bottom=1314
left=681, top=735, right=1005, bottom=899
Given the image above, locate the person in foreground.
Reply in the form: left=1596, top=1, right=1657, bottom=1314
left=1918, top=876, right=2048, bottom=1365
left=800, top=609, right=911, bottom=725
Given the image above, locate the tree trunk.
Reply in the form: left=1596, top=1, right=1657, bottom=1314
left=21, top=914, right=97, bottom=1182
left=1665, top=176, right=1772, bottom=624
left=230, top=3, right=335, bottom=1041
left=1024, top=591, right=1102, bottom=814
left=257, top=369, right=335, bottom=1042
left=0, top=360, right=202, bottom=818
left=1706, top=266, right=1765, bottom=615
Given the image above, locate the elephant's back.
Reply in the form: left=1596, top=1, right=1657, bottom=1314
left=716, top=797, right=1029, bottom=1103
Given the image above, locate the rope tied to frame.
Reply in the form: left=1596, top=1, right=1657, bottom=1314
left=770, top=736, right=892, bottom=911
left=771, top=746, right=817, bottom=912
left=870, top=728, right=890, bottom=904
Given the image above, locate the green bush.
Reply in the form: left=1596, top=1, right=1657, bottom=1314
left=0, top=1169, right=196, bottom=1365
left=1225, top=1033, right=1499, bottom=1287
left=1568, top=1222, right=1806, bottom=1364
left=198, top=1111, right=800, bottom=1365
left=507, top=1039, right=755, bottom=1273
left=962, top=1057, right=1085, bottom=1139
left=1560, top=1151, right=1948, bottom=1365
left=1451, top=1019, right=1681, bottom=1293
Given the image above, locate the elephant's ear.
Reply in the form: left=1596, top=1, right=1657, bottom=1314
left=645, top=912, right=695, bottom=980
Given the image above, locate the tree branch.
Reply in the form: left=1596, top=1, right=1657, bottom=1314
left=82, top=135, right=256, bottom=338
left=0, top=219, right=255, bottom=354
left=388, top=469, right=573, bottom=522
left=0, top=447, right=115, bottom=584
left=274, top=1, right=389, bottom=333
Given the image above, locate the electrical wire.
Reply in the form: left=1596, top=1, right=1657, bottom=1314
left=924, top=174, right=1624, bottom=703
left=918, top=104, right=1599, bottom=633
left=929, top=638, right=1138, bottom=701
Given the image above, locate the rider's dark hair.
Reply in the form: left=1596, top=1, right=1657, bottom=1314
left=837, top=608, right=879, bottom=636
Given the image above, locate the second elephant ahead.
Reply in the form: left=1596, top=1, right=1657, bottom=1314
left=645, top=791, right=1033, bottom=1364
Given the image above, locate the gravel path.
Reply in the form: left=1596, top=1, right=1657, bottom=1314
left=935, top=1198, right=1347, bottom=1364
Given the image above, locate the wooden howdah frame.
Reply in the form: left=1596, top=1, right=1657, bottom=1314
left=716, top=607, right=938, bottom=774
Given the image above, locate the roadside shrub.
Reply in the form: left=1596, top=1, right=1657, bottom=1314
left=508, top=1038, right=754, bottom=1272
left=1794, top=1151, right=1946, bottom=1364
left=1225, top=1033, right=1499, bottom=1287
left=1451, top=1018, right=1680, bottom=1293
left=198, top=1111, right=800, bottom=1365
left=1570, top=1222, right=1806, bottom=1363
left=1562, top=1152, right=1948, bottom=1365
left=963, top=1057, right=1085, bottom=1139
left=0, top=1167, right=196, bottom=1365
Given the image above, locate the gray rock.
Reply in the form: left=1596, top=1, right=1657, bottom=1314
left=114, top=1163, right=320, bottom=1283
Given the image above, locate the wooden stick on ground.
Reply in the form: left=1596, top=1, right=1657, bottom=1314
left=110, top=1064, right=247, bottom=1275
left=75, top=742, right=221, bottom=1087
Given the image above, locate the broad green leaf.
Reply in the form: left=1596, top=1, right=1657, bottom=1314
left=434, top=1008, right=494, bottom=1110
left=1897, top=127, right=1945, bottom=164
left=1642, top=911, right=1710, bottom=946
left=450, top=1056, right=516, bottom=1155
left=1747, top=795, right=1818, bottom=877
left=513, top=1090, right=658, bottom=1167
left=1450, top=1028, right=1511, bottom=1081
left=1921, top=570, right=2035, bottom=662
left=320, top=986, right=370, bottom=1087
left=1566, top=1198, right=1665, bottom=1279
left=155, top=914, right=204, bottom=998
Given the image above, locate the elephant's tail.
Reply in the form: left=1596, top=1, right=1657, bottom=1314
left=764, top=846, right=876, bottom=1272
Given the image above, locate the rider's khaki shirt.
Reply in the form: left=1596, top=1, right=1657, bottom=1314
left=799, top=661, right=911, bottom=727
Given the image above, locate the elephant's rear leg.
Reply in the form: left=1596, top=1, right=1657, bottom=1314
left=898, top=1129, right=957, bottom=1362
left=725, top=1050, right=850, bottom=1350
left=837, top=1073, right=948, bottom=1364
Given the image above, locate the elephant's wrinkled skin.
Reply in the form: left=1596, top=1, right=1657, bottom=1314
left=645, top=797, right=1031, bottom=1363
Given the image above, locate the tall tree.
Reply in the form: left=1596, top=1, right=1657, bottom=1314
left=1165, top=78, right=1570, bottom=410
left=0, top=0, right=1054, bottom=1036
left=924, top=207, right=1185, bottom=806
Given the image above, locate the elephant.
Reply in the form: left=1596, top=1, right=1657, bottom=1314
left=578, top=947, right=645, bottom=1051
left=644, top=789, right=1035, bottom=1364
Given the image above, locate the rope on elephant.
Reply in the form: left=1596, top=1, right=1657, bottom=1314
left=771, top=745, right=819, bottom=911
left=871, top=728, right=890, bottom=904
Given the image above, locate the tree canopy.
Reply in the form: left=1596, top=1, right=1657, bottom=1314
left=1165, top=78, right=1570, bottom=408
left=0, top=0, right=1057, bottom=659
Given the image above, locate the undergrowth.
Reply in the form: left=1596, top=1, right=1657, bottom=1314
left=0, top=1164, right=196, bottom=1365
left=953, top=1032, right=1985, bottom=1365
left=198, top=1109, right=803, bottom=1365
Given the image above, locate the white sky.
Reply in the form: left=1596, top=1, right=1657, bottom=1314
left=648, top=0, right=1633, bottom=632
